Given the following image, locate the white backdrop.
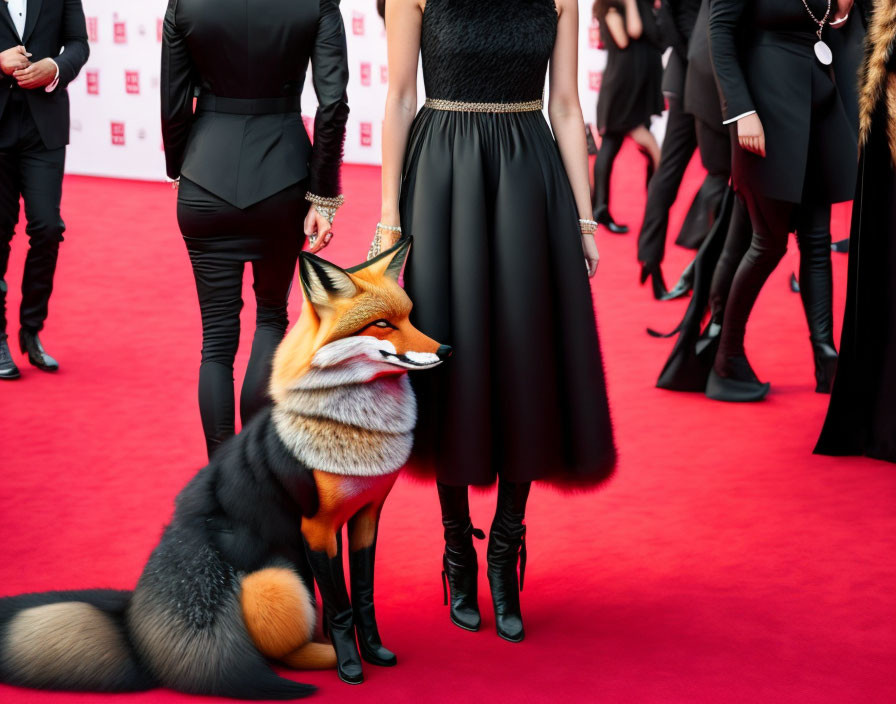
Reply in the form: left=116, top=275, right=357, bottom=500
left=65, top=1, right=623, bottom=181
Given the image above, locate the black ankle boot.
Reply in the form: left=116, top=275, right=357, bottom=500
left=19, top=329, right=58, bottom=372
left=303, top=536, right=363, bottom=685
left=0, top=336, right=20, bottom=380
left=594, top=206, right=629, bottom=234
left=350, top=537, right=396, bottom=667
left=438, top=481, right=484, bottom=632
left=487, top=480, right=530, bottom=643
left=639, top=262, right=668, bottom=300
left=811, top=340, right=838, bottom=394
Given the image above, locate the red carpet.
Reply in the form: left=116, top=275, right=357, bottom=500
left=1, top=147, right=894, bottom=703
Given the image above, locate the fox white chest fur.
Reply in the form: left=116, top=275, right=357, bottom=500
left=272, top=336, right=437, bottom=477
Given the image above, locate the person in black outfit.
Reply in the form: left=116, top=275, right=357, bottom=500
left=0, top=0, right=88, bottom=380
left=592, top=0, right=664, bottom=235
left=817, top=0, right=896, bottom=463
left=162, top=0, right=349, bottom=458
left=706, top=0, right=857, bottom=402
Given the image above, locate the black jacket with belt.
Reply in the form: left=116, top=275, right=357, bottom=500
left=161, top=0, right=349, bottom=209
left=0, top=0, right=89, bottom=150
left=709, top=0, right=856, bottom=204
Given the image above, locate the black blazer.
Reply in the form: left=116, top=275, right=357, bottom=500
left=161, top=0, right=349, bottom=209
left=709, top=0, right=856, bottom=204
left=660, top=0, right=701, bottom=97
left=0, top=0, right=89, bottom=150
left=684, top=0, right=722, bottom=130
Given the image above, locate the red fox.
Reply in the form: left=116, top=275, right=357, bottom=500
left=0, top=239, right=449, bottom=698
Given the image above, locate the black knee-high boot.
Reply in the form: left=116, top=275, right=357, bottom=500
left=349, top=529, right=397, bottom=667
left=438, top=482, right=485, bottom=632
left=487, top=479, right=530, bottom=643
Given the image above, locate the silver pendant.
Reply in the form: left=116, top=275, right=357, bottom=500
left=814, top=40, right=833, bottom=66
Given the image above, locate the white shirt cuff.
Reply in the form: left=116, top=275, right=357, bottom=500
left=45, top=60, right=60, bottom=93
left=722, top=110, right=757, bottom=125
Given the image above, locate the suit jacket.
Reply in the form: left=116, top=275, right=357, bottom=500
left=161, top=0, right=349, bottom=209
left=709, top=0, right=857, bottom=204
left=684, top=0, right=722, bottom=130
left=660, top=0, right=701, bottom=97
left=0, top=0, right=89, bottom=150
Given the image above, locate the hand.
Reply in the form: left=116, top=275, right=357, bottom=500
left=830, top=0, right=853, bottom=27
left=582, top=234, right=600, bottom=278
left=0, top=46, right=31, bottom=76
left=304, top=206, right=334, bottom=254
left=14, top=58, right=57, bottom=90
left=737, top=113, right=766, bottom=158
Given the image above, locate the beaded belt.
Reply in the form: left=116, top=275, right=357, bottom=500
left=424, top=97, right=543, bottom=113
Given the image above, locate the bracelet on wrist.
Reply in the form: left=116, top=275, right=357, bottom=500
left=305, top=192, right=344, bottom=225
left=579, top=218, right=598, bottom=236
left=369, top=223, right=403, bottom=260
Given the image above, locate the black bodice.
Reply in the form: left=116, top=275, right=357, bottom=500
left=421, top=0, right=557, bottom=103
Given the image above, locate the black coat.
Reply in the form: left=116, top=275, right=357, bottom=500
left=0, top=0, right=89, bottom=150
left=660, top=0, right=702, bottom=97
left=161, top=0, right=349, bottom=209
left=684, top=0, right=722, bottom=130
left=709, top=0, right=857, bottom=204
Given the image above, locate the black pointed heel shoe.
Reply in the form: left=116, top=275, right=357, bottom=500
left=640, top=263, right=669, bottom=300
left=0, top=337, right=20, bottom=380
left=661, top=258, right=695, bottom=301
left=350, top=539, right=397, bottom=667
left=594, top=207, right=629, bottom=234
left=812, top=341, right=838, bottom=394
left=705, top=355, right=770, bottom=403
left=19, top=329, right=59, bottom=372
left=442, top=522, right=485, bottom=632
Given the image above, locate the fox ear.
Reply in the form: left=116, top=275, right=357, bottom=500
left=299, top=253, right=358, bottom=309
left=349, top=237, right=412, bottom=281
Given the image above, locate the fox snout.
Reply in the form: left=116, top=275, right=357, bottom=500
left=436, top=344, right=452, bottom=360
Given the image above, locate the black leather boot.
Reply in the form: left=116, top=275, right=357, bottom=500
left=19, top=329, right=58, bottom=372
left=639, top=262, right=668, bottom=300
left=303, top=534, right=363, bottom=685
left=0, top=335, right=20, bottom=380
left=438, top=482, right=484, bottom=632
left=349, top=534, right=396, bottom=667
left=487, top=479, right=530, bottom=643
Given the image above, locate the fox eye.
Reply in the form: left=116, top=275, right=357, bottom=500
left=371, top=319, right=396, bottom=330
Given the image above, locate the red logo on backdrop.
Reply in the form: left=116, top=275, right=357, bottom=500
left=589, top=21, right=601, bottom=50
left=111, top=122, right=126, bottom=146
left=113, top=20, right=127, bottom=44
left=157, top=18, right=163, bottom=42
left=86, top=70, right=99, bottom=95
left=589, top=71, right=602, bottom=92
left=380, top=65, right=388, bottom=84
left=352, top=12, right=364, bottom=35
left=125, top=71, right=140, bottom=95
left=87, top=17, right=98, bottom=43
left=360, top=62, right=371, bottom=87
left=360, top=122, right=373, bottom=147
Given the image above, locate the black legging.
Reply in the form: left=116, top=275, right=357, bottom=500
left=178, top=178, right=306, bottom=458
left=592, top=132, right=625, bottom=216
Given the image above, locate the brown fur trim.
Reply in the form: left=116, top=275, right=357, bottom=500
left=888, top=73, right=896, bottom=162
left=859, top=1, right=896, bottom=155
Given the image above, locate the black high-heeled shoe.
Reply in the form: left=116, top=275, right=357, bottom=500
left=661, top=258, right=695, bottom=301
left=441, top=521, right=485, bottom=631
left=487, top=480, right=530, bottom=643
left=706, top=355, right=770, bottom=402
left=640, top=262, right=668, bottom=300
left=812, top=341, right=838, bottom=394
left=594, top=207, right=629, bottom=234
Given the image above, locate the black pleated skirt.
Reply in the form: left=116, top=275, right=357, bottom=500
left=400, top=107, right=616, bottom=488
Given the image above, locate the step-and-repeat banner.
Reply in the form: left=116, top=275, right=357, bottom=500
left=65, top=1, right=620, bottom=181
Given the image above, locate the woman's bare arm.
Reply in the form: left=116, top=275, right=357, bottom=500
left=549, top=0, right=600, bottom=276
left=604, top=7, right=630, bottom=48
left=623, top=0, right=643, bottom=39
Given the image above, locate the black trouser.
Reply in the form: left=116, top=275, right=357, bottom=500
left=716, top=191, right=833, bottom=371
left=637, top=96, right=697, bottom=266
left=177, top=178, right=306, bottom=458
left=0, top=91, right=66, bottom=339
left=592, top=131, right=625, bottom=216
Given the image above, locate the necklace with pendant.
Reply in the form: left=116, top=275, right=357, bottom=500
left=800, top=0, right=833, bottom=65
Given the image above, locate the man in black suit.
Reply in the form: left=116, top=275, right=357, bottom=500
left=0, top=0, right=88, bottom=379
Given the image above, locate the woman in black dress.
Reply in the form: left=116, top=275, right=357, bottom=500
left=376, top=0, right=616, bottom=643
left=592, top=0, right=664, bottom=243
left=817, top=1, right=896, bottom=463
left=161, top=0, right=349, bottom=458
left=706, top=0, right=856, bottom=402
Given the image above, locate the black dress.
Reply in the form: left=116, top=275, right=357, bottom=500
left=596, top=0, right=664, bottom=136
left=401, top=0, right=616, bottom=488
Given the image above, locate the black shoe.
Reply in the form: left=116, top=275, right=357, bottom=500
left=594, top=207, right=629, bottom=234
left=350, top=539, right=397, bottom=667
left=487, top=481, right=530, bottom=643
left=831, top=238, right=849, bottom=254
left=790, top=273, right=800, bottom=293
left=639, top=262, right=668, bottom=300
left=0, top=337, right=21, bottom=380
left=706, top=356, right=770, bottom=402
left=19, top=329, right=59, bottom=372
left=303, top=537, right=364, bottom=685
left=661, top=258, right=695, bottom=301
left=812, top=341, right=838, bottom=394
left=441, top=521, right=485, bottom=632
